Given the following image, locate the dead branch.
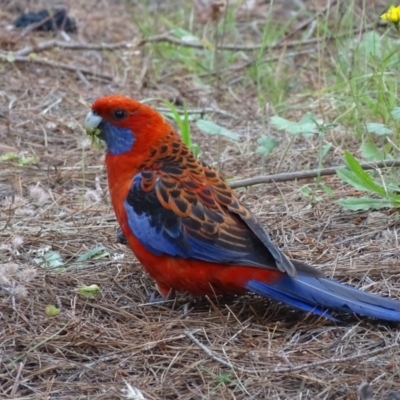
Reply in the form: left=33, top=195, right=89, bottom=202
left=229, top=160, right=400, bottom=189
left=15, top=38, right=141, bottom=57
left=10, top=19, right=381, bottom=61
left=0, top=53, right=113, bottom=80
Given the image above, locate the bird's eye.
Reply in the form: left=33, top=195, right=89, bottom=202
left=113, top=109, right=127, bottom=120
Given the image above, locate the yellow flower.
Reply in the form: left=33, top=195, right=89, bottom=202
left=381, top=5, right=400, bottom=32
left=381, top=5, right=400, bottom=23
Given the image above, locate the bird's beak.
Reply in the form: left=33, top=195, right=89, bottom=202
left=85, top=110, right=102, bottom=130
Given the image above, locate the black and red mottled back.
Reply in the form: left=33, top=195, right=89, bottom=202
left=124, top=130, right=295, bottom=272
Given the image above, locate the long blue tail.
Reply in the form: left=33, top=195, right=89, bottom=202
left=245, top=274, right=400, bottom=322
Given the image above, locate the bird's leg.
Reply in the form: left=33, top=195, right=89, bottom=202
left=116, top=226, right=127, bottom=245
left=149, top=283, right=176, bottom=303
left=150, top=283, right=191, bottom=313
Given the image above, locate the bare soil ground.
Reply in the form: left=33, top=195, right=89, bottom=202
left=1, top=1, right=400, bottom=399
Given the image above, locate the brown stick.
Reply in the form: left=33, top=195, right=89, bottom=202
left=13, top=34, right=315, bottom=56
left=0, top=54, right=113, bottom=80
left=229, top=160, right=400, bottom=189
left=12, top=21, right=381, bottom=59
left=15, top=38, right=141, bottom=57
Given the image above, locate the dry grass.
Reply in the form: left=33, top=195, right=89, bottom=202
left=1, top=1, right=400, bottom=399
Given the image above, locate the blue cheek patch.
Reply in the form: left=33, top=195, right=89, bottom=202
left=101, top=121, right=135, bottom=155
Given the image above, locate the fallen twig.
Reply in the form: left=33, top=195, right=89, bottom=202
left=15, top=38, right=141, bottom=57
left=0, top=53, right=113, bottom=80
left=229, top=160, right=400, bottom=189
left=2, top=16, right=381, bottom=85
left=12, top=34, right=318, bottom=57
left=185, top=330, right=399, bottom=374
left=9, top=18, right=382, bottom=60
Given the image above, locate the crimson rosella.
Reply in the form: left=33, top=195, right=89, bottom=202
left=85, top=94, right=400, bottom=321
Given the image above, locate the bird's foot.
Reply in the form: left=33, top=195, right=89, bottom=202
left=148, top=291, right=192, bottom=313
left=116, top=227, right=127, bottom=245
left=149, top=291, right=168, bottom=304
left=148, top=284, right=176, bottom=304
left=149, top=285, right=191, bottom=313
left=180, top=302, right=191, bottom=314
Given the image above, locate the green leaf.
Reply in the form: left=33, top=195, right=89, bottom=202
left=299, top=113, right=316, bottom=125
left=35, top=251, right=65, bottom=269
left=270, top=114, right=317, bottom=137
left=295, top=113, right=319, bottom=137
left=360, top=142, right=384, bottom=161
left=171, top=27, right=200, bottom=43
left=337, top=152, right=400, bottom=207
left=300, top=186, right=313, bottom=197
left=0, top=153, right=37, bottom=165
left=256, top=135, right=278, bottom=155
left=338, top=197, right=393, bottom=211
left=270, top=116, right=295, bottom=132
left=359, top=31, right=381, bottom=59
left=196, top=120, right=238, bottom=141
left=385, top=179, right=400, bottom=192
left=366, top=122, right=392, bottom=135
left=64, top=246, right=111, bottom=271
left=78, top=284, right=101, bottom=299
left=320, top=183, right=334, bottom=196
left=321, top=143, right=332, bottom=159
left=45, top=305, right=61, bottom=317
left=391, top=107, right=400, bottom=120
left=86, top=127, right=104, bottom=149
left=17, top=156, right=36, bottom=166
left=386, top=191, right=400, bottom=204
left=342, top=151, right=388, bottom=196
left=0, top=153, right=17, bottom=161
left=75, top=246, right=110, bottom=263
left=336, top=168, right=371, bottom=192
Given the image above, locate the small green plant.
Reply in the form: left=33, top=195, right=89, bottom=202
left=330, top=28, right=400, bottom=138
left=85, top=126, right=104, bottom=149
left=78, top=284, right=101, bottom=299
left=162, top=101, right=238, bottom=160
left=35, top=246, right=110, bottom=271
left=0, top=152, right=36, bottom=166
left=163, top=100, right=200, bottom=157
left=336, top=151, right=400, bottom=210
left=256, top=135, right=279, bottom=156
left=35, top=251, right=65, bottom=269
left=270, top=113, right=336, bottom=198
left=256, top=135, right=279, bottom=172
left=216, top=372, right=232, bottom=385
left=357, top=106, right=400, bottom=162
left=45, top=305, right=60, bottom=317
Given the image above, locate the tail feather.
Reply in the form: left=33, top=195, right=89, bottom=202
left=245, top=275, right=400, bottom=321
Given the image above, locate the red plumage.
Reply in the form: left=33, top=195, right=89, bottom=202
left=89, top=95, right=287, bottom=297
left=85, top=94, right=400, bottom=321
